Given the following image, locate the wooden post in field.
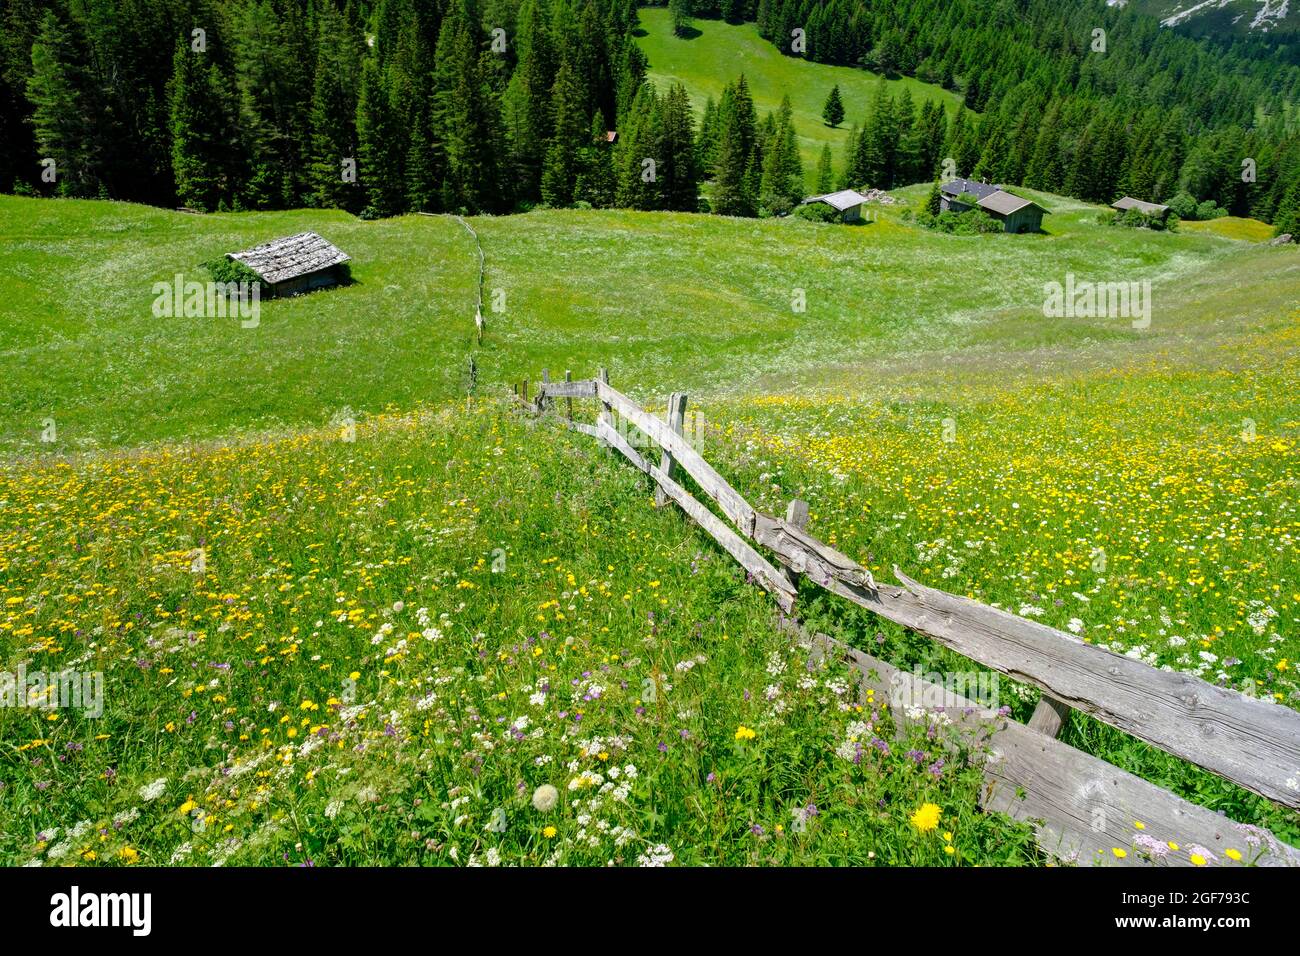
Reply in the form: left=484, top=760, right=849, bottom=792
left=521, top=378, right=529, bottom=406
left=1028, top=695, right=1072, bottom=738
left=564, top=370, right=574, bottom=422
left=781, top=498, right=809, bottom=592
left=597, top=367, right=612, bottom=449
left=540, top=368, right=550, bottom=412
left=655, top=392, right=688, bottom=508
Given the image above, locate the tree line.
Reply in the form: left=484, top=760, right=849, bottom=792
left=4, top=0, right=703, bottom=215
left=2, top=0, right=1297, bottom=233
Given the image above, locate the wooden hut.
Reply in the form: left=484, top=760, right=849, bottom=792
left=800, top=189, right=871, bottom=223
left=940, top=178, right=1048, bottom=233
left=227, top=232, right=350, bottom=297
left=1112, top=197, right=1171, bottom=221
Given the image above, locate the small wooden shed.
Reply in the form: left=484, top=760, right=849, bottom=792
left=940, top=178, right=1048, bottom=233
left=1112, top=197, right=1170, bottom=221
left=977, top=189, right=1048, bottom=234
left=227, top=232, right=351, bottom=297
left=800, top=189, right=871, bottom=222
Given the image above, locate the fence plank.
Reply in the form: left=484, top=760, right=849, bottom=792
left=539, top=379, right=598, bottom=399
left=596, top=418, right=795, bottom=613
left=810, top=631, right=1300, bottom=867
left=799, top=565, right=1300, bottom=809
left=754, top=511, right=874, bottom=589
left=596, top=368, right=613, bottom=450
left=597, top=381, right=757, bottom=536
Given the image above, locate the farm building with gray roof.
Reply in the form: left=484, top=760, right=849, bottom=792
left=939, top=179, right=1049, bottom=233
left=227, top=232, right=350, bottom=297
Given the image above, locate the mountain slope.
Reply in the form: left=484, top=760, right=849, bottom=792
left=635, top=8, right=962, bottom=187
left=1126, top=0, right=1299, bottom=36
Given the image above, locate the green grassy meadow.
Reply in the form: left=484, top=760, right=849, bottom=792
left=635, top=8, right=963, bottom=187
left=3, top=190, right=1285, bottom=452
left=3, top=188, right=1297, bottom=866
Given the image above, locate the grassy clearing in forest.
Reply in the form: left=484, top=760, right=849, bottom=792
left=0, top=192, right=1269, bottom=451
left=635, top=8, right=963, bottom=186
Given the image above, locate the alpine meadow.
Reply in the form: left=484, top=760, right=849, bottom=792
left=1, top=0, right=1299, bottom=906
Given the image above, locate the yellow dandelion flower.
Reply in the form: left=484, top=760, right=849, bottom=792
left=734, top=725, right=756, bottom=741
left=910, top=803, right=941, bottom=833
left=1224, top=848, right=1241, bottom=861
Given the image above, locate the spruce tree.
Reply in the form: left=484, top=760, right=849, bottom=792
left=356, top=57, right=405, bottom=217
left=816, top=143, right=833, bottom=193
left=669, top=0, right=693, bottom=36
left=575, top=112, right=616, bottom=207
left=168, top=38, right=232, bottom=211
left=26, top=9, right=102, bottom=197
left=541, top=62, right=586, bottom=207
left=615, top=82, right=659, bottom=209
left=925, top=179, right=941, bottom=215
left=502, top=0, right=554, bottom=200
left=308, top=6, right=365, bottom=211
left=657, top=82, right=698, bottom=212
left=434, top=0, right=507, bottom=213
left=822, top=84, right=844, bottom=127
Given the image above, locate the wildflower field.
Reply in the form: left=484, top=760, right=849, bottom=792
left=0, top=405, right=1046, bottom=866
left=1, top=192, right=1298, bottom=867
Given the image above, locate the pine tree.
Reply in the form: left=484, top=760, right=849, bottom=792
left=575, top=112, right=616, bottom=207
left=356, top=57, right=405, bottom=217
left=541, top=61, right=586, bottom=207
left=615, top=82, right=659, bottom=209
left=696, top=95, right=719, bottom=175
left=657, top=82, right=698, bottom=211
left=669, top=0, right=693, bottom=36
left=168, top=37, right=234, bottom=211
left=502, top=0, right=554, bottom=200
left=26, top=9, right=102, bottom=197
left=760, top=94, right=801, bottom=211
left=308, top=6, right=365, bottom=211
left=925, top=179, right=941, bottom=215
left=711, top=76, right=758, bottom=216
left=816, top=143, right=833, bottom=193
left=434, top=0, right=507, bottom=213
left=230, top=0, right=313, bottom=207
left=1273, top=181, right=1300, bottom=238
left=822, top=84, right=844, bottom=127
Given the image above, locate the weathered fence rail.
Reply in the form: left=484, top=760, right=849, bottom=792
left=520, top=370, right=1300, bottom=866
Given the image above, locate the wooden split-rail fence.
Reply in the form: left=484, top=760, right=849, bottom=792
left=515, top=369, right=1300, bottom=867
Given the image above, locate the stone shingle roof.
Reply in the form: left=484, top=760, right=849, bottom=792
left=228, top=232, right=350, bottom=285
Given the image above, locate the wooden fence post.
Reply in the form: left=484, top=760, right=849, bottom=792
left=781, top=499, right=809, bottom=592
left=655, top=393, right=688, bottom=508
left=522, top=378, right=529, bottom=406
left=597, top=367, right=612, bottom=448
left=564, top=370, right=573, bottom=422
left=540, top=368, right=550, bottom=412
left=1028, top=696, right=1072, bottom=738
